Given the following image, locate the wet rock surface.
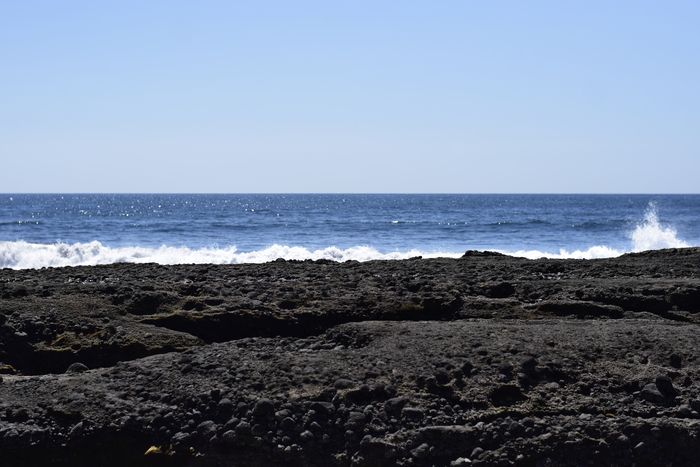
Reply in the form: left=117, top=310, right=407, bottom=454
left=1, top=248, right=700, bottom=466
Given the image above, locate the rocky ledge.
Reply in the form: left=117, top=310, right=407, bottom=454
left=1, top=248, right=700, bottom=466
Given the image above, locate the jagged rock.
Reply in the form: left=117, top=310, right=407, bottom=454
left=0, top=249, right=700, bottom=466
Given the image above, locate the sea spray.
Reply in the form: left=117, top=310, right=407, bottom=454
left=631, top=203, right=689, bottom=251
left=505, top=203, right=691, bottom=259
left=0, top=202, right=692, bottom=269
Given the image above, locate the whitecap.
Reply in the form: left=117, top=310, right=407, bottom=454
left=0, top=202, right=692, bottom=269
left=501, top=245, right=624, bottom=260
left=0, top=241, right=464, bottom=270
left=630, top=202, right=689, bottom=251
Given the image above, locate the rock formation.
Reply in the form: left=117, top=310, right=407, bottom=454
left=1, top=248, right=700, bottom=466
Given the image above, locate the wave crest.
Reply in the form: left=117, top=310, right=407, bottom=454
left=1, top=203, right=692, bottom=269
left=0, top=241, right=463, bottom=270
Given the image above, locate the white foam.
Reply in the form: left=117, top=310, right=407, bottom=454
left=630, top=203, right=689, bottom=251
left=1, top=203, right=692, bottom=269
left=0, top=240, right=464, bottom=270
left=501, top=245, right=624, bottom=260
left=500, top=203, right=691, bottom=260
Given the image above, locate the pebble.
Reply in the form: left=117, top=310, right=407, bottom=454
left=334, top=379, right=354, bottom=389
left=410, top=443, right=430, bottom=459
left=545, top=382, right=560, bottom=391
left=65, top=363, right=89, bottom=374
left=641, top=383, right=665, bottom=403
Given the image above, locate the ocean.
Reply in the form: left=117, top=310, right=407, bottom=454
left=0, top=194, right=698, bottom=269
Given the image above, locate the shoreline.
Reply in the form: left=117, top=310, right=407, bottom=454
left=0, top=241, right=630, bottom=270
left=1, top=248, right=700, bottom=466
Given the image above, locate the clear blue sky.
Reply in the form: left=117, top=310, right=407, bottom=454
left=2, top=1, right=698, bottom=193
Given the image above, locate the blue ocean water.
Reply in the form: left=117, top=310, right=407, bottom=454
left=0, top=194, right=698, bottom=269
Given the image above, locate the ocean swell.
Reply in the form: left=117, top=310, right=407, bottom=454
left=0, top=203, right=692, bottom=269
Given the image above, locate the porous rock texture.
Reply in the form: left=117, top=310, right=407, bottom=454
left=1, top=248, right=700, bottom=466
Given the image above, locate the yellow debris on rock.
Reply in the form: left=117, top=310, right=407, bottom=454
left=144, top=445, right=173, bottom=456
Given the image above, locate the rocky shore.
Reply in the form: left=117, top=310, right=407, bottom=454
left=1, top=248, right=700, bottom=466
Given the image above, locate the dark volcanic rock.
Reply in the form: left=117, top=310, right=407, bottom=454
left=0, top=248, right=700, bottom=466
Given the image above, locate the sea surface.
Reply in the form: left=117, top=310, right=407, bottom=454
left=0, top=194, right=698, bottom=269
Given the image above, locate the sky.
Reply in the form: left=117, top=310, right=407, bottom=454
left=1, top=1, right=699, bottom=193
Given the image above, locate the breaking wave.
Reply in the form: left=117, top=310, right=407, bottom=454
left=0, top=241, right=463, bottom=269
left=503, top=202, right=690, bottom=260
left=0, top=203, right=692, bottom=269
left=629, top=203, right=689, bottom=251
left=501, top=245, right=624, bottom=260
